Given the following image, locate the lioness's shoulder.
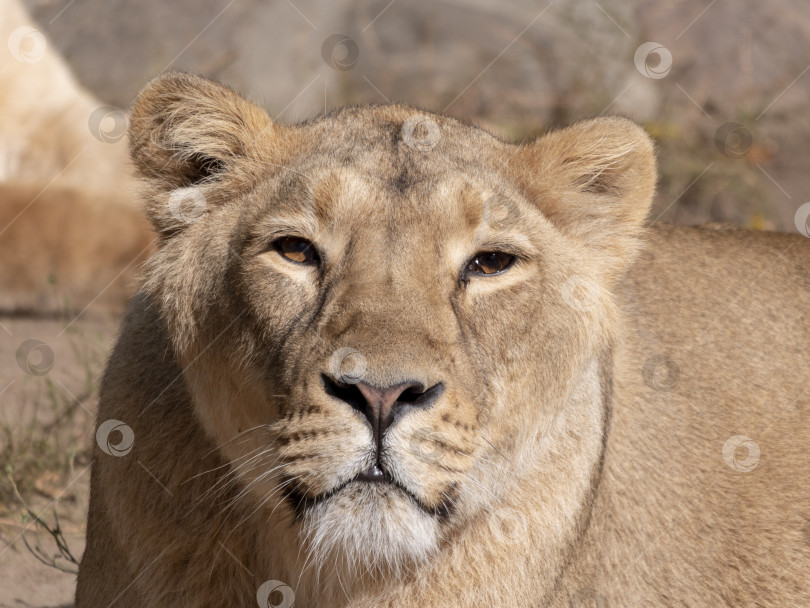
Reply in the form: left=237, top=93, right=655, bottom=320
left=634, top=222, right=809, bottom=276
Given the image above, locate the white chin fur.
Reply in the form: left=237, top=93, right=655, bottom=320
left=298, top=482, right=440, bottom=579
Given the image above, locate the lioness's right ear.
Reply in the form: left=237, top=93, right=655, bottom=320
left=509, top=117, right=657, bottom=282
left=129, top=72, right=285, bottom=235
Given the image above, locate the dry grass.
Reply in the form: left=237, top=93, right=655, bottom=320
left=0, top=321, right=103, bottom=508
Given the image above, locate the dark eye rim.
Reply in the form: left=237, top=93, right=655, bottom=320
left=271, top=236, right=321, bottom=266
left=463, top=251, right=516, bottom=278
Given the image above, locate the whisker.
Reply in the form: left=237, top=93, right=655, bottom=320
left=199, top=423, right=275, bottom=459
left=182, top=444, right=267, bottom=486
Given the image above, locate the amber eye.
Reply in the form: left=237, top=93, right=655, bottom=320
left=272, top=236, right=319, bottom=265
left=466, top=251, right=515, bottom=276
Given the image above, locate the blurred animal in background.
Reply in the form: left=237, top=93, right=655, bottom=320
left=0, top=0, right=153, bottom=315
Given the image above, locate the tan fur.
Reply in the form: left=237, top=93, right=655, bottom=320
left=76, top=73, right=810, bottom=607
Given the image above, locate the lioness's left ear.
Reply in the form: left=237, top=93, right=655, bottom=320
left=510, top=117, right=656, bottom=280
left=129, top=72, right=287, bottom=237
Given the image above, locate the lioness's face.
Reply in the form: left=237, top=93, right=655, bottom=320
left=227, top=128, right=572, bottom=569
left=132, top=75, right=653, bottom=572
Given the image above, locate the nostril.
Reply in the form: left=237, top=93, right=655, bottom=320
left=393, top=386, right=424, bottom=403
left=397, top=383, right=444, bottom=407
left=321, top=373, right=366, bottom=414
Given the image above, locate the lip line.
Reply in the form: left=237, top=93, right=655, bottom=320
left=282, top=472, right=449, bottom=519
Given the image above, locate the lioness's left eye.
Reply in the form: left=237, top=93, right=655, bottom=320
left=465, top=251, right=515, bottom=276
left=272, top=236, right=320, bottom=265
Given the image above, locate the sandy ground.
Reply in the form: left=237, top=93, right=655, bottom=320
left=0, top=536, right=84, bottom=608
left=0, top=315, right=121, bottom=608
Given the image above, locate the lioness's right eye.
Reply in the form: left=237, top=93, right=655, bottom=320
left=465, top=251, right=515, bottom=276
left=272, top=236, right=320, bottom=265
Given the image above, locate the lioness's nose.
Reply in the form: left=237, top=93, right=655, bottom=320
left=322, top=374, right=444, bottom=447
left=356, top=381, right=424, bottom=442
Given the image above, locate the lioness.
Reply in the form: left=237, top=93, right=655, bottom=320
left=76, top=73, right=810, bottom=607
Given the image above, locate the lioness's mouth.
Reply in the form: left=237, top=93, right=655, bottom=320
left=282, top=468, right=454, bottom=520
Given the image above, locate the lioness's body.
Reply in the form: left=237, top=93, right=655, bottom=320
left=76, top=74, right=810, bottom=607
left=576, top=224, right=810, bottom=606
left=78, top=225, right=810, bottom=607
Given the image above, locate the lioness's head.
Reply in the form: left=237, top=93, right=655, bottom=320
left=129, top=73, right=655, bottom=575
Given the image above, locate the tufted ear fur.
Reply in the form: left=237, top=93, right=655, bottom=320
left=128, top=72, right=289, bottom=237
left=510, top=117, right=657, bottom=281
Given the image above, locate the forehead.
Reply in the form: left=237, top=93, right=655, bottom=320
left=261, top=106, right=522, bottom=226
left=297, top=104, right=509, bottom=167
